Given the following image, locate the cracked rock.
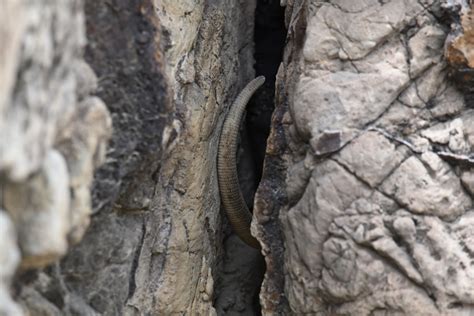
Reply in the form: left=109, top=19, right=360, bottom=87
left=335, top=131, right=409, bottom=187
left=255, top=0, right=474, bottom=314
left=381, top=153, right=471, bottom=220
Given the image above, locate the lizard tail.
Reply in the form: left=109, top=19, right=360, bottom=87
left=217, top=76, right=265, bottom=249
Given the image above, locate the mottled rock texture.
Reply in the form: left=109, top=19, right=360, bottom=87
left=3, top=0, right=262, bottom=315
left=6, top=0, right=472, bottom=314
left=444, top=0, right=474, bottom=105
left=254, top=0, right=474, bottom=315
left=0, top=0, right=111, bottom=314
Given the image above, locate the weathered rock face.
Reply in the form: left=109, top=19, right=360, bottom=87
left=0, top=0, right=111, bottom=314
left=7, top=0, right=474, bottom=314
left=3, top=0, right=262, bottom=315
left=254, top=0, right=474, bottom=314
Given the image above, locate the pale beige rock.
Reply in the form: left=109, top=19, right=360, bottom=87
left=0, top=0, right=86, bottom=182
left=381, top=153, right=471, bottom=220
left=303, top=0, right=425, bottom=62
left=461, top=171, right=474, bottom=196
left=74, top=60, right=98, bottom=101
left=377, top=101, right=426, bottom=135
left=460, top=110, right=474, bottom=148
left=124, top=1, right=258, bottom=315
left=55, top=96, right=111, bottom=243
left=156, top=0, right=205, bottom=86
left=408, top=25, right=446, bottom=76
left=430, top=85, right=466, bottom=119
left=0, top=1, right=25, bottom=116
left=1, top=0, right=258, bottom=314
left=0, top=0, right=111, bottom=315
left=18, top=287, right=61, bottom=316
left=294, top=69, right=409, bottom=154
left=282, top=160, right=372, bottom=310
left=0, top=212, right=20, bottom=285
left=335, top=131, right=408, bottom=187
left=267, top=0, right=474, bottom=314
left=421, top=118, right=470, bottom=153
left=0, top=211, right=23, bottom=316
left=0, top=1, right=110, bottom=311
left=399, top=63, right=447, bottom=108
left=4, top=150, right=70, bottom=269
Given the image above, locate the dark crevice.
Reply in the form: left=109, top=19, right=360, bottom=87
left=247, top=0, right=286, bottom=186
left=239, top=0, right=286, bottom=212
left=127, top=218, right=146, bottom=301
left=245, top=0, right=286, bottom=313
left=214, top=1, right=286, bottom=315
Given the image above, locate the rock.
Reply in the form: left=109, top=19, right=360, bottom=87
left=0, top=0, right=110, bottom=312
left=461, top=171, right=474, bottom=196
left=254, top=0, right=474, bottom=314
left=0, top=0, right=87, bottom=182
left=0, top=211, right=23, bottom=316
left=408, top=24, right=446, bottom=76
left=4, top=150, right=70, bottom=269
left=55, top=96, right=112, bottom=244
left=335, top=131, right=409, bottom=187
left=303, top=0, right=425, bottom=61
left=18, top=287, right=62, bottom=316
left=381, top=153, right=471, bottom=220
left=0, top=0, right=25, bottom=116
left=8, top=0, right=258, bottom=314
left=294, top=69, right=409, bottom=150
left=6, top=0, right=474, bottom=314
left=398, top=63, right=446, bottom=108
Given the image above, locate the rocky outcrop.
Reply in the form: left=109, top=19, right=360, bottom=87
left=6, top=0, right=473, bottom=315
left=254, top=0, right=474, bottom=315
left=2, top=0, right=262, bottom=314
left=0, top=0, right=111, bottom=314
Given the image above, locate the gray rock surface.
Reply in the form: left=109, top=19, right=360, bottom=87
left=5, top=0, right=473, bottom=315
left=0, top=0, right=110, bottom=313
left=0, top=212, right=22, bottom=315
left=4, top=150, right=70, bottom=269
left=254, top=0, right=474, bottom=314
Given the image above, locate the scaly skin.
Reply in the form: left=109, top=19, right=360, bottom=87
left=217, top=76, right=265, bottom=249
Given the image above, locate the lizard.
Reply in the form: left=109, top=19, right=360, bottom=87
left=217, top=76, right=265, bottom=249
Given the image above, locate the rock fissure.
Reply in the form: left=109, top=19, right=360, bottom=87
left=214, top=1, right=286, bottom=314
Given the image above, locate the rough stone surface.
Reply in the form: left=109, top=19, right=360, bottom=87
left=8, top=0, right=474, bottom=314
left=0, top=0, right=111, bottom=313
left=3, top=0, right=261, bottom=315
left=0, top=212, right=22, bottom=315
left=4, top=150, right=70, bottom=269
left=254, top=0, right=474, bottom=314
left=444, top=0, right=474, bottom=100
